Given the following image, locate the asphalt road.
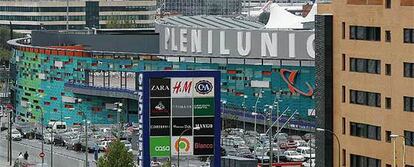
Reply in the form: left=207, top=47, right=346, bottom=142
left=0, top=130, right=97, bottom=167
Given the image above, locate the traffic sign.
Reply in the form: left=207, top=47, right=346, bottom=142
left=39, top=152, right=45, bottom=158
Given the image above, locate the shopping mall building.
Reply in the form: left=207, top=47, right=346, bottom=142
left=7, top=4, right=317, bottom=132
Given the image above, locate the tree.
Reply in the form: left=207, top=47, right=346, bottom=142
left=97, top=140, right=135, bottom=167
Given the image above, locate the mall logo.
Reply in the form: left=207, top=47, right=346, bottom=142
left=172, top=80, right=192, bottom=94
left=195, top=80, right=212, bottom=94
left=279, top=69, right=314, bottom=97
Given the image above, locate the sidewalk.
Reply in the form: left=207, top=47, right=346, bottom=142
left=0, top=160, right=11, bottom=167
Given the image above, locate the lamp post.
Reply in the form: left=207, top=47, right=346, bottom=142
left=253, top=90, right=263, bottom=132
left=221, top=100, right=227, bottom=131
left=316, top=128, right=340, bottom=167
left=267, top=105, right=273, bottom=165
left=114, top=102, right=123, bottom=139
left=242, top=95, right=248, bottom=130
left=177, top=127, right=200, bottom=167
left=51, top=117, right=71, bottom=167
left=74, top=98, right=89, bottom=167
left=390, top=134, right=414, bottom=167
left=251, top=111, right=266, bottom=133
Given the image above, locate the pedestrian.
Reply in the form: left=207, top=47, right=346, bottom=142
left=23, top=151, right=29, bottom=160
left=17, top=152, right=23, bottom=160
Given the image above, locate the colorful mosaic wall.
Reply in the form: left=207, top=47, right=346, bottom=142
left=12, top=49, right=315, bottom=125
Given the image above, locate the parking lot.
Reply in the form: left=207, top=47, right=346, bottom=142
left=221, top=128, right=315, bottom=167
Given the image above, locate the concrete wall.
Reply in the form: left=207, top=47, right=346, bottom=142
left=31, top=31, right=160, bottom=53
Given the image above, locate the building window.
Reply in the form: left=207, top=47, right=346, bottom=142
left=342, top=54, right=346, bottom=71
left=386, top=131, right=391, bottom=143
left=404, top=96, right=414, bottom=112
left=404, top=62, right=414, bottom=78
left=342, top=117, right=346, bottom=134
left=404, top=29, right=414, bottom=43
left=350, top=154, right=381, bottom=167
left=404, top=131, right=414, bottom=146
left=386, top=0, right=391, bottom=8
left=342, top=86, right=346, bottom=103
left=385, top=64, right=391, bottom=76
left=350, top=58, right=381, bottom=74
left=385, top=30, right=391, bottom=42
left=342, top=149, right=346, bottom=166
left=350, top=122, right=381, bottom=140
left=350, top=26, right=381, bottom=41
left=342, top=22, right=346, bottom=39
left=350, top=89, right=381, bottom=107
left=385, top=97, right=391, bottom=109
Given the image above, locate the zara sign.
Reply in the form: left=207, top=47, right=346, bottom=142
left=157, top=25, right=315, bottom=60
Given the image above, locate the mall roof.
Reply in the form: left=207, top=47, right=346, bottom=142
left=157, top=15, right=265, bottom=29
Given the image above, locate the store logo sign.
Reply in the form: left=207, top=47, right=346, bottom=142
left=195, top=80, right=212, bottom=94
left=280, top=69, right=314, bottom=97
left=175, top=138, right=191, bottom=152
left=155, top=146, right=170, bottom=152
left=194, top=124, right=213, bottom=129
left=172, top=80, right=192, bottom=94
left=151, top=85, right=170, bottom=91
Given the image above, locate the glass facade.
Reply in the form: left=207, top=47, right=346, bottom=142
left=11, top=47, right=315, bottom=127
left=159, top=0, right=241, bottom=16
left=0, top=4, right=156, bottom=30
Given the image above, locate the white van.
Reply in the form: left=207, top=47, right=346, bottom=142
left=48, top=121, right=67, bottom=133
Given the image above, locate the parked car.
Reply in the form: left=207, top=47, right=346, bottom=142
left=280, top=140, right=297, bottom=150
left=222, top=146, right=238, bottom=156
left=284, top=150, right=305, bottom=162
left=17, top=127, right=35, bottom=139
left=296, top=147, right=315, bottom=160
left=11, top=129, right=22, bottom=141
left=274, top=133, right=288, bottom=139
left=236, top=146, right=254, bottom=158
left=66, top=138, right=82, bottom=151
left=121, top=140, right=133, bottom=152
left=302, top=158, right=315, bottom=167
left=53, top=135, right=65, bottom=146
left=98, top=141, right=112, bottom=152
left=288, top=135, right=303, bottom=142
left=43, top=133, right=55, bottom=144
left=302, top=133, right=315, bottom=141
left=295, top=140, right=308, bottom=147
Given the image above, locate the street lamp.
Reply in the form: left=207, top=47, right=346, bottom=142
left=251, top=111, right=266, bottom=133
left=113, top=102, right=123, bottom=139
left=177, top=127, right=200, bottom=167
left=316, top=128, right=340, bottom=167
left=242, top=95, right=248, bottom=130
left=73, top=98, right=89, bottom=167
left=390, top=134, right=413, bottom=167
left=221, top=100, right=227, bottom=131
left=50, top=117, right=71, bottom=167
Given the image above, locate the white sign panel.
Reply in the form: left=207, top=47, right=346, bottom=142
left=251, top=80, right=270, bottom=88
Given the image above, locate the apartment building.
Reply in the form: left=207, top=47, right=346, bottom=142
left=316, top=0, right=414, bottom=167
